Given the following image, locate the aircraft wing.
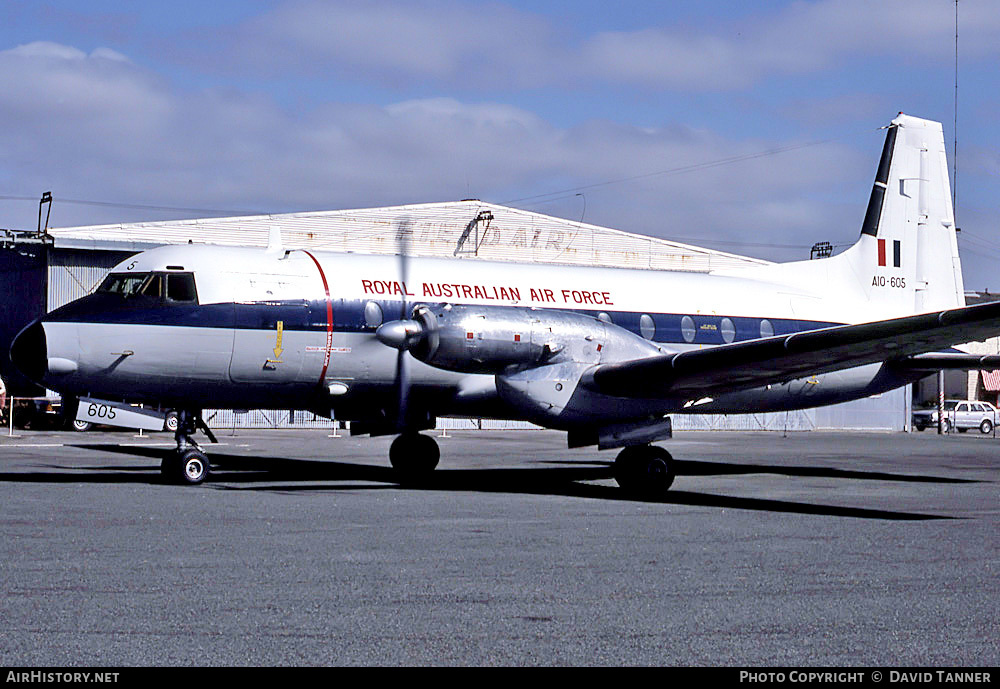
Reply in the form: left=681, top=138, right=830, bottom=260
left=585, top=301, right=1000, bottom=399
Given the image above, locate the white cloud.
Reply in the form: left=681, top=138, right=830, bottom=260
left=226, top=0, right=559, bottom=87
left=6, top=41, right=88, bottom=60
left=5, top=41, right=131, bottom=64
left=199, top=0, right=1000, bottom=91
left=0, top=43, right=171, bottom=154
left=0, top=40, right=876, bottom=260
left=581, top=0, right=1000, bottom=90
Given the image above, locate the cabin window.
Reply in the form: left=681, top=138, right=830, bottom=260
left=680, top=316, right=696, bottom=343
left=364, top=301, right=384, bottom=328
left=760, top=319, right=774, bottom=339
left=597, top=312, right=612, bottom=324
left=639, top=314, right=655, bottom=340
left=720, top=317, right=736, bottom=344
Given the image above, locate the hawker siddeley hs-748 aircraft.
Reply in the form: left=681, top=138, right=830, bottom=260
left=11, top=113, right=1000, bottom=493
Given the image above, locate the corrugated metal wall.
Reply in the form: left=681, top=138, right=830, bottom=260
left=48, top=201, right=771, bottom=274
left=0, top=242, right=48, bottom=395
left=672, top=387, right=908, bottom=433
left=813, top=386, right=909, bottom=432
left=47, top=248, right=133, bottom=310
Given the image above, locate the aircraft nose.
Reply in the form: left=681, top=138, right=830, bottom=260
left=10, top=320, right=48, bottom=384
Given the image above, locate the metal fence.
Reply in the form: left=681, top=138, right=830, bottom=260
left=672, top=410, right=817, bottom=432
left=198, top=411, right=541, bottom=431
left=2, top=393, right=907, bottom=435
left=203, top=409, right=336, bottom=430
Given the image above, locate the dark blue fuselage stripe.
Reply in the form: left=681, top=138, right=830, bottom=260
left=44, top=294, right=842, bottom=346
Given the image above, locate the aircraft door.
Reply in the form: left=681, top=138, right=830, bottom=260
left=230, top=299, right=308, bottom=384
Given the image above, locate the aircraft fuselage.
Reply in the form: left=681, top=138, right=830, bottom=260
left=18, top=243, right=920, bottom=430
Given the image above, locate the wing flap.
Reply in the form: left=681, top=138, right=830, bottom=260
left=586, top=301, right=1000, bottom=399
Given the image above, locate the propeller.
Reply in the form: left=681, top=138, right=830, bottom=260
left=395, top=221, right=412, bottom=430
left=374, top=219, right=423, bottom=431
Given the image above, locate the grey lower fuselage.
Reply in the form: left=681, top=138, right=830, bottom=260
left=35, top=292, right=919, bottom=430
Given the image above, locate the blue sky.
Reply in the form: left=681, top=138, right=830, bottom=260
left=2, top=1, right=999, bottom=288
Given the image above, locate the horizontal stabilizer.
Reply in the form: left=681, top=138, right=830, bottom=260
left=585, top=301, right=1000, bottom=399
left=895, top=352, right=1000, bottom=371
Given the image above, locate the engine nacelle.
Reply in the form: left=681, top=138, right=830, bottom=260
left=409, top=303, right=661, bottom=375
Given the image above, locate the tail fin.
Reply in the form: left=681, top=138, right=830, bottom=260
left=841, top=113, right=965, bottom=315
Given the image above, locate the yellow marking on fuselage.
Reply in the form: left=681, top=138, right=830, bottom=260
left=273, top=320, right=284, bottom=360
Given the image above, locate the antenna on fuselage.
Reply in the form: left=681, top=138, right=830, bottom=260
left=266, top=225, right=284, bottom=257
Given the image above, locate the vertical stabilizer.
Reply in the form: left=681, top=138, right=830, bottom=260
left=842, top=113, right=965, bottom=315
left=714, top=114, right=964, bottom=322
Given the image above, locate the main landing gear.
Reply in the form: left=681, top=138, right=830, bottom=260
left=613, top=445, right=675, bottom=496
left=157, top=413, right=672, bottom=492
left=161, top=411, right=217, bottom=485
left=389, top=432, right=440, bottom=483
left=385, top=433, right=675, bottom=495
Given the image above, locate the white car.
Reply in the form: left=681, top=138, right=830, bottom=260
left=913, top=400, right=998, bottom=434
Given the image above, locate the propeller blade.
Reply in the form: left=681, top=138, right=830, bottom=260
left=394, top=218, right=412, bottom=430
left=377, top=220, right=440, bottom=431
left=396, top=349, right=410, bottom=431
left=397, top=219, right=411, bottom=321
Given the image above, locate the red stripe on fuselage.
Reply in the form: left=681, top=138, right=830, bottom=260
left=299, top=250, right=334, bottom=385
left=877, top=239, right=886, bottom=267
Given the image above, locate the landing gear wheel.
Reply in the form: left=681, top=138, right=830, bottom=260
left=71, top=419, right=92, bottom=432
left=162, top=449, right=210, bottom=485
left=614, top=445, right=675, bottom=496
left=389, top=432, right=440, bottom=483
left=164, top=411, right=180, bottom=433
left=164, top=410, right=217, bottom=485
left=981, top=419, right=993, bottom=434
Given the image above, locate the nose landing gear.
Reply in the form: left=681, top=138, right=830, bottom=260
left=161, top=411, right=217, bottom=485
left=161, top=448, right=210, bottom=485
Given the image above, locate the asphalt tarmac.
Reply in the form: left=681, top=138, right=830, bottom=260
left=0, top=427, right=997, bottom=667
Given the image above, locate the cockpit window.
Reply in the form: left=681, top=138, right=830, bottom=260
left=98, top=273, right=149, bottom=296
left=166, top=273, right=197, bottom=302
left=97, top=271, right=198, bottom=303
left=140, top=273, right=163, bottom=298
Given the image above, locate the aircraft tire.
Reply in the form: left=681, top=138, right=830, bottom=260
left=389, top=432, right=440, bottom=482
left=613, top=445, right=675, bottom=496
left=162, top=449, right=210, bottom=485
